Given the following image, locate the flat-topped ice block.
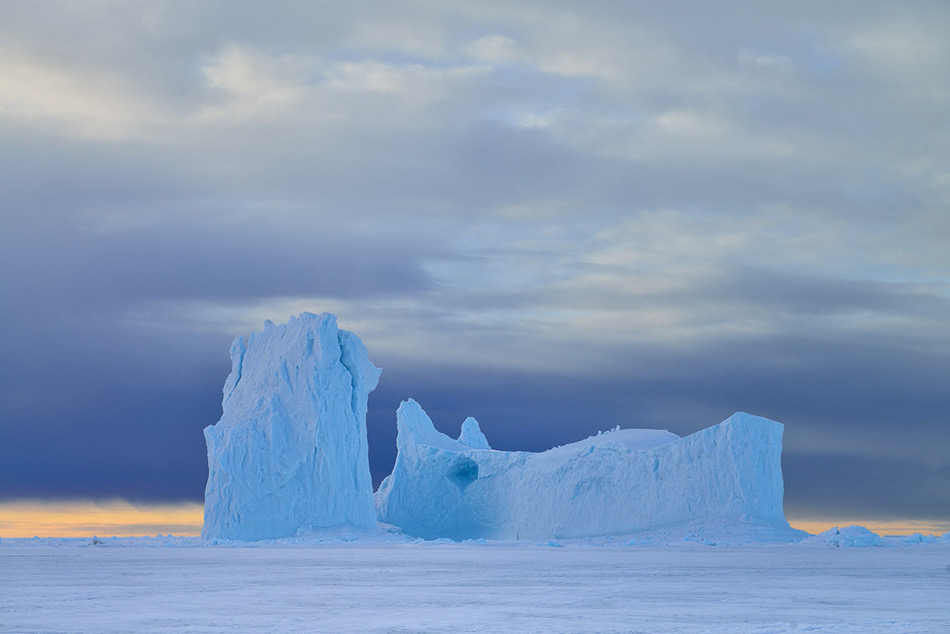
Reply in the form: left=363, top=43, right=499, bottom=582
left=375, top=400, right=797, bottom=540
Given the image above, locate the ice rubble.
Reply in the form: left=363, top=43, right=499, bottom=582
left=802, top=525, right=886, bottom=547
left=375, top=399, right=803, bottom=541
left=202, top=313, right=380, bottom=541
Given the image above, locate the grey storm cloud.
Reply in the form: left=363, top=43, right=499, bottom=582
left=1, top=1, right=948, bottom=524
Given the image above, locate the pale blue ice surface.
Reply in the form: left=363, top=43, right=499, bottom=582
left=2, top=539, right=948, bottom=633
left=203, top=313, right=380, bottom=541
left=376, top=399, right=805, bottom=541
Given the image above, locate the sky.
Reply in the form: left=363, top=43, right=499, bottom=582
left=1, top=1, right=949, bottom=536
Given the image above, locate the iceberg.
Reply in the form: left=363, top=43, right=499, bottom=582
left=202, top=313, right=380, bottom=541
left=375, top=399, right=800, bottom=541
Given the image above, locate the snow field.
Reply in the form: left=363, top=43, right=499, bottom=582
left=2, top=542, right=949, bottom=633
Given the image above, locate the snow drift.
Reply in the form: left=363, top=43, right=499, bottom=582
left=203, top=313, right=380, bottom=541
left=375, top=399, right=800, bottom=540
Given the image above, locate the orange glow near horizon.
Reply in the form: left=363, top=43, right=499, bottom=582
left=1, top=500, right=947, bottom=539
left=787, top=517, right=949, bottom=537
left=0, top=500, right=204, bottom=538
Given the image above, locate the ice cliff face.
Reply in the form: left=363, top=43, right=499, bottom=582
left=203, top=313, right=380, bottom=541
left=375, top=399, right=797, bottom=541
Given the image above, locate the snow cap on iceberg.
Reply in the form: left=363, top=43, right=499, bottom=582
left=203, top=313, right=380, bottom=541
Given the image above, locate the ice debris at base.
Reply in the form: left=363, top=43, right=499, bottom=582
left=203, top=313, right=380, bottom=541
left=798, top=526, right=950, bottom=548
left=5, top=526, right=950, bottom=547
left=891, top=532, right=938, bottom=545
left=802, top=525, right=886, bottom=547
left=375, top=398, right=805, bottom=541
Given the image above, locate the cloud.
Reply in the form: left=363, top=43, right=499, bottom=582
left=324, top=59, right=488, bottom=106
left=1, top=1, right=949, bottom=524
left=344, top=19, right=450, bottom=59
left=0, top=48, right=164, bottom=140
left=738, top=49, right=796, bottom=71
left=465, top=35, right=521, bottom=64
left=196, top=45, right=320, bottom=121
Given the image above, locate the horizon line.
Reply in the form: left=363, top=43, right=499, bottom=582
left=1, top=499, right=947, bottom=539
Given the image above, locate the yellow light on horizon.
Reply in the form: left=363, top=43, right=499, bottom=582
left=0, top=500, right=204, bottom=538
left=1, top=500, right=946, bottom=539
left=787, top=516, right=949, bottom=537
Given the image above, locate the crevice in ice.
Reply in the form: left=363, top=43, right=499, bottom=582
left=226, top=336, right=247, bottom=400
left=279, top=360, right=292, bottom=394
left=337, top=331, right=361, bottom=429
left=447, top=456, right=479, bottom=492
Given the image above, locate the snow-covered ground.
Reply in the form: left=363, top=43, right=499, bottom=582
left=2, top=539, right=948, bottom=633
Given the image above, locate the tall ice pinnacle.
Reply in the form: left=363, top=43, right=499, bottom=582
left=202, top=313, right=380, bottom=541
